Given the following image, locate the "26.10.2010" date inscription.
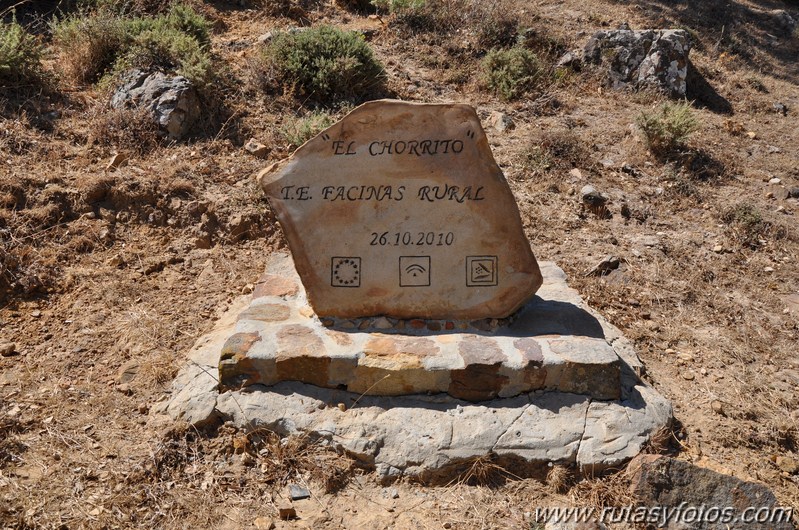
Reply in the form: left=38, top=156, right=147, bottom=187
left=369, top=231, right=454, bottom=247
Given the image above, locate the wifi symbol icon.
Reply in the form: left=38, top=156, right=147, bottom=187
left=400, top=256, right=431, bottom=287
left=405, top=264, right=426, bottom=276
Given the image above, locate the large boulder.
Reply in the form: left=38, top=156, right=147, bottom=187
left=110, top=70, right=201, bottom=140
left=583, top=28, right=691, bottom=97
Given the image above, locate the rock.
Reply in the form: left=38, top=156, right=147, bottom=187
left=628, top=455, right=794, bottom=530
left=773, top=102, right=788, bottom=116
left=711, top=400, right=725, bottom=415
left=244, top=138, right=270, bottom=158
left=117, top=361, right=140, bottom=383
left=288, top=484, right=310, bottom=500
left=110, top=69, right=201, bottom=140
left=771, top=10, right=796, bottom=32
left=258, top=101, right=543, bottom=320
left=278, top=504, right=296, bottom=520
left=747, top=131, right=758, bottom=139
left=786, top=187, right=799, bottom=199
left=555, top=50, right=581, bottom=70
left=372, top=317, right=392, bottom=329
left=712, top=244, right=724, bottom=253
left=106, top=152, right=129, bottom=171
left=580, top=185, right=607, bottom=208
left=764, top=266, right=775, bottom=273
left=681, top=371, right=695, bottom=381
left=583, top=29, right=691, bottom=96
left=487, top=111, right=515, bottom=133
left=769, top=177, right=782, bottom=184
left=569, top=168, right=583, bottom=179
left=775, top=455, right=799, bottom=474
left=0, top=342, right=16, bottom=357
left=585, top=255, right=620, bottom=277
left=254, top=517, right=275, bottom=530
left=116, top=383, right=133, bottom=395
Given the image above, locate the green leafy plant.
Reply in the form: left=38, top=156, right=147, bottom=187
left=52, top=3, right=211, bottom=86
left=371, top=0, right=425, bottom=14
left=637, top=101, right=699, bottom=155
left=261, top=26, right=386, bottom=104
left=280, top=111, right=334, bottom=148
left=481, top=46, right=545, bottom=101
left=0, top=18, right=44, bottom=87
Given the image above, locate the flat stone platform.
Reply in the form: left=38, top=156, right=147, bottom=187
left=156, top=254, right=673, bottom=483
left=218, top=253, right=620, bottom=401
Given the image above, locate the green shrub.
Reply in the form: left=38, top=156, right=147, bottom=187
left=637, top=101, right=699, bottom=155
left=281, top=111, right=334, bottom=148
left=371, top=0, right=425, bottom=13
left=52, top=3, right=211, bottom=86
left=52, top=10, right=129, bottom=84
left=481, top=46, right=545, bottom=101
left=262, top=26, right=386, bottom=104
left=720, top=203, right=781, bottom=248
left=124, top=25, right=211, bottom=84
left=0, top=18, right=44, bottom=87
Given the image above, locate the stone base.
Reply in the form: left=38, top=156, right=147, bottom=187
left=156, top=254, right=674, bottom=483
left=218, top=253, right=621, bottom=401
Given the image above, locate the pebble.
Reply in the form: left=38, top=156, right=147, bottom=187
left=0, top=342, right=16, bottom=357
left=711, top=400, right=725, bottom=415
left=244, top=138, right=269, bottom=159
left=681, top=371, right=695, bottom=381
left=337, top=403, right=346, bottom=412
left=764, top=266, right=775, bottom=273
left=712, top=245, right=724, bottom=253
left=106, top=152, right=129, bottom=170
left=288, top=484, right=311, bottom=500
left=677, top=353, right=695, bottom=362
left=373, top=317, right=392, bottom=329
left=569, top=168, right=583, bottom=179
left=769, top=177, right=782, bottom=184
left=278, top=504, right=296, bottom=520
left=254, top=517, right=275, bottom=530
left=776, top=456, right=799, bottom=474
left=747, top=131, right=757, bottom=139
left=115, top=383, right=133, bottom=395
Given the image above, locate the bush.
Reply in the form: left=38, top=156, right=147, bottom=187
left=637, top=101, right=699, bottom=155
left=52, top=10, right=129, bottom=84
left=371, top=0, right=425, bottom=13
left=261, top=26, right=386, bottom=104
left=482, top=46, right=545, bottom=101
left=0, top=18, right=45, bottom=87
left=281, top=111, right=334, bottom=148
left=52, top=3, right=211, bottom=86
left=720, top=203, right=785, bottom=249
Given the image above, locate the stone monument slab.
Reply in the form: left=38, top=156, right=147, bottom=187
left=258, top=100, right=542, bottom=320
left=218, top=252, right=621, bottom=401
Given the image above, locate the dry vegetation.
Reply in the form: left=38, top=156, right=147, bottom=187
left=1, top=0, right=798, bottom=528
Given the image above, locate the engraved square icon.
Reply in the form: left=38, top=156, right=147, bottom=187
left=466, top=256, right=497, bottom=286
left=331, top=257, right=361, bottom=287
left=399, top=256, right=431, bottom=287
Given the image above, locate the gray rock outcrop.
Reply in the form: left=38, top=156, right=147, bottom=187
left=628, top=455, right=795, bottom=529
left=110, top=70, right=200, bottom=140
left=583, top=29, right=691, bottom=97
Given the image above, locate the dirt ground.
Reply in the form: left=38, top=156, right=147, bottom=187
left=1, top=0, right=798, bottom=528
